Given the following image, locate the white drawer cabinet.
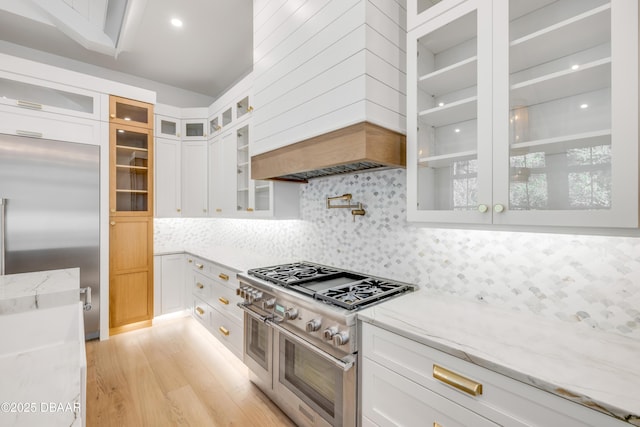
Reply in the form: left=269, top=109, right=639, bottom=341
left=185, top=254, right=243, bottom=359
left=361, top=322, right=629, bottom=427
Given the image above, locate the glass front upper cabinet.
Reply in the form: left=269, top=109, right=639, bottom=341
left=507, top=0, right=612, bottom=213
left=109, top=96, right=153, bottom=129
left=110, top=124, right=153, bottom=214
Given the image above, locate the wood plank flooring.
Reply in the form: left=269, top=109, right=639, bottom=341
left=85, top=314, right=296, bottom=426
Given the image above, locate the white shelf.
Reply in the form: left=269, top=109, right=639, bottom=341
left=237, top=144, right=249, bottom=151
left=418, top=56, right=477, bottom=96
left=510, top=129, right=611, bottom=156
left=418, top=149, right=477, bottom=168
left=237, top=161, right=249, bottom=168
left=237, top=187, right=249, bottom=192
left=510, top=4, right=611, bottom=73
left=510, top=58, right=610, bottom=107
left=255, top=184, right=270, bottom=191
left=418, top=96, right=477, bottom=127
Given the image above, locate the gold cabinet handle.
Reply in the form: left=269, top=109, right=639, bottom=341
left=177, top=208, right=181, bottom=212
left=17, top=100, right=43, bottom=110
left=110, top=208, right=116, bottom=213
left=195, top=307, right=205, bottom=315
left=218, top=273, right=229, bottom=281
left=188, top=259, right=193, bottom=263
left=433, top=365, right=482, bottom=396
left=246, top=207, right=254, bottom=212
left=110, top=113, right=116, bottom=118
left=218, top=326, right=230, bottom=336
left=434, top=423, right=443, bottom=427
left=215, top=208, right=222, bottom=213
left=110, top=221, right=116, bottom=226
left=196, top=282, right=204, bottom=289
left=247, top=106, right=254, bottom=112
left=218, top=297, right=229, bottom=305
left=195, top=263, right=204, bottom=270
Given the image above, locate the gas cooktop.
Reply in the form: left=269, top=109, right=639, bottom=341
left=247, top=262, right=414, bottom=310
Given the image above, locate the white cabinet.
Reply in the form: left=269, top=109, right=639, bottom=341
left=185, top=254, right=244, bottom=358
left=155, top=137, right=181, bottom=217
left=182, top=118, right=207, bottom=139
left=407, top=0, right=638, bottom=228
left=209, top=129, right=237, bottom=215
left=361, top=322, right=629, bottom=427
left=156, top=115, right=180, bottom=139
left=154, top=254, right=185, bottom=316
left=181, top=140, right=208, bottom=217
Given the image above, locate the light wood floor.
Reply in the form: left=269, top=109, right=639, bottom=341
left=86, top=314, right=296, bottom=426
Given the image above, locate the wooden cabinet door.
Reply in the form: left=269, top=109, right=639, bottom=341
left=109, top=95, right=154, bottom=129
left=109, top=216, right=153, bottom=331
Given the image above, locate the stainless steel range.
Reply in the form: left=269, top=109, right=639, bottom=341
left=237, top=262, right=416, bottom=427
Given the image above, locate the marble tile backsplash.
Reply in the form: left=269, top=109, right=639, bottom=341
left=155, top=169, right=640, bottom=339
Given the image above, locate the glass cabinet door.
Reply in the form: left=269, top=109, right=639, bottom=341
left=407, top=0, right=493, bottom=224
left=110, top=124, right=153, bottom=215
left=493, top=0, right=637, bottom=227
left=109, top=96, right=153, bottom=129
left=236, top=124, right=250, bottom=212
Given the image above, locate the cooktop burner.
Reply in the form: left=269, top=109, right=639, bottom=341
left=248, top=262, right=342, bottom=285
left=315, top=278, right=411, bottom=310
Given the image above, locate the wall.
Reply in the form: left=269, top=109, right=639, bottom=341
left=156, top=168, right=640, bottom=340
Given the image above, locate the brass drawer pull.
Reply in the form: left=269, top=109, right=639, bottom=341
left=433, top=365, right=483, bottom=396
left=196, top=282, right=204, bottom=289
left=219, top=326, right=230, bottom=336
left=246, top=207, right=254, bottom=212
left=434, top=423, right=443, bottom=427
left=195, top=307, right=205, bottom=315
left=195, top=263, right=204, bottom=270
left=218, top=297, right=229, bottom=305
left=17, top=100, right=43, bottom=110
left=218, top=273, right=229, bottom=281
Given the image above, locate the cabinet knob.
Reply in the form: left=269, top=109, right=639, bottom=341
left=478, top=204, right=488, bottom=213
left=218, top=297, right=229, bottom=305
left=110, top=221, right=116, bottom=226
left=203, top=208, right=207, bottom=213
left=195, top=307, right=205, bottom=316
left=247, top=106, right=254, bottom=112
left=196, top=282, right=204, bottom=289
left=216, top=208, right=222, bottom=213
left=218, top=326, right=230, bottom=336
left=110, top=208, right=116, bottom=213
left=177, top=208, right=181, bottom=212
left=246, top=208, right=254, bottom=212
left=110, top=113, right=116, bottom=118
left=494, top=204, right=505, bottom=213
left=218, top=273, right=229, bottom=281
left=195, top=263, right=204, bottom=270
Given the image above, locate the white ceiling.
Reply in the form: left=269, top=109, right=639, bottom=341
left=0, top=0, right=253, bottom=99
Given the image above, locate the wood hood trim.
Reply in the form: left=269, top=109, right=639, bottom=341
left=251, top=122, right=406, bottom=182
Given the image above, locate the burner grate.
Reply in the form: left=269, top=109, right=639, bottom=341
left=314, top=279, right=411, bottom=310
left=248, top=262, right=341, bottom=286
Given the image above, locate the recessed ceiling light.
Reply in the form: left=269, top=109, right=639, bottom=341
left=580, top=103, right=589, bottom=109
left=571, top=64, right=580, bottom=70
left=171, top=18, right=183, bottom=27
left=455, top=128, right=461, bottom=133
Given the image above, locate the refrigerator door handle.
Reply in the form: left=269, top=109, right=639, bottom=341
left=0, top=198, right=5, bottom=275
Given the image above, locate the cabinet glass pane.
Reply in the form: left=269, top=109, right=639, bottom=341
left=115, top=128, right=149, bottom=211
left=236, top=96, right=251, bottom=120
left=222, top=108, right=232, bottom=126
left=115, top=101, right=149, bottom=124
left=185, top=122, right=204, bottom=137
left=237, top=125, right=249, bottom=211
left=0, top=77, right=93, bottom=113
left=160, top=120, right=177, bottom=136
left=417, top=0, right=444, bottom=15
left=508, top=0, right=612, bottom=211
left=416, top=9, right=479, bottom=211
left=255, top=181, right=271, bottom=211
left=210, top=117, right=220, bottom=134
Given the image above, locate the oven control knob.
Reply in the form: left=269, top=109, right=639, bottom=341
left=332, top=331, right=350, bottom=346
left=305, top=318, right=322, bottom=332
left=283, top=308, right=298, bottom=321
left=251, top=290, right=263, bottom=302
left=323, top=326, right=339, bottom=340
left=261, top=298, right=276, bottom=310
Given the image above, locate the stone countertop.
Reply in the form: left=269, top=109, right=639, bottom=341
left=156, top=245, right=297, bottom=272
left=357, top=289, right=640, bottom=426
left=0, top=268, right=80, bottom=314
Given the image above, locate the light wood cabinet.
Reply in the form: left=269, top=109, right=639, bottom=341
left=407, top=0, right=638, bottom=228
left=109, top=95, right=154, bottom=335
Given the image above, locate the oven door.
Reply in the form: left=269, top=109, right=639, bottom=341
left=271, top=322, right=356, bottom=427
left=239, top=305, right=273, bottom=392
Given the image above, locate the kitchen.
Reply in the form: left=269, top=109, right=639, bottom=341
left=0, top=0, right=639, bottom=426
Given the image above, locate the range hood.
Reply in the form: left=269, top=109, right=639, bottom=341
left=251, top=122, right=406, bottom=182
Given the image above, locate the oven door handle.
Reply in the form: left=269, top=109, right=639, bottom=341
left=237, top=302, right=272, bottom=322
left=267, top=319, right=356, bottom=372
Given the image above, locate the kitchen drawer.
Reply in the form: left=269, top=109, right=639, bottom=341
left=192, top=271, right=212, bottom=301
left=211, top=284, right=243, bottom=323
left=210, top=307, right=243, bottom=359
left=361, top=323, right=628, bottom=427
left=186, top=255, right=208, bottom=273
left=362, top=357, right=498, bottom=427
left=209, top=263, right=238, bottom=290
left=192, top=297, right=212, bottom=328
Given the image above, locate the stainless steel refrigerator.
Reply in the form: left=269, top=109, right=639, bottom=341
left=0, top=134, right=100, bottom=339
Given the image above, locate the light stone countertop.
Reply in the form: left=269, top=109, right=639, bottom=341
left=357, top=289, right=640, bottom=426
left=0, top=268, right=80, bottom=314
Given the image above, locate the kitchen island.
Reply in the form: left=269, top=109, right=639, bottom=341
left=358, top=289, right=640, bottom=426
left=0, top=268, right=86, bottom=426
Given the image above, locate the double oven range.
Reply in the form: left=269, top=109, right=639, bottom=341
left=237, top=262, right=416, bottom=427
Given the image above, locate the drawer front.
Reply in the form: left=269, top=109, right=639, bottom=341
left=192, top=272, right=212, bottom=301
left=208, top=263, right=239, bottom=290
left=192, top=298, right=211, bottom=328
left=210, top=308, right=243, bottom=359
left=211, top=284, right=243, bottom=323
left=362, top=357, right=498, bottom=427
left=361, top=323, right=628, bottom=427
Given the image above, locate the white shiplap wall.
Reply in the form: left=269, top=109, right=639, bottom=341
left=252, top=0, right=407, bottom=155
